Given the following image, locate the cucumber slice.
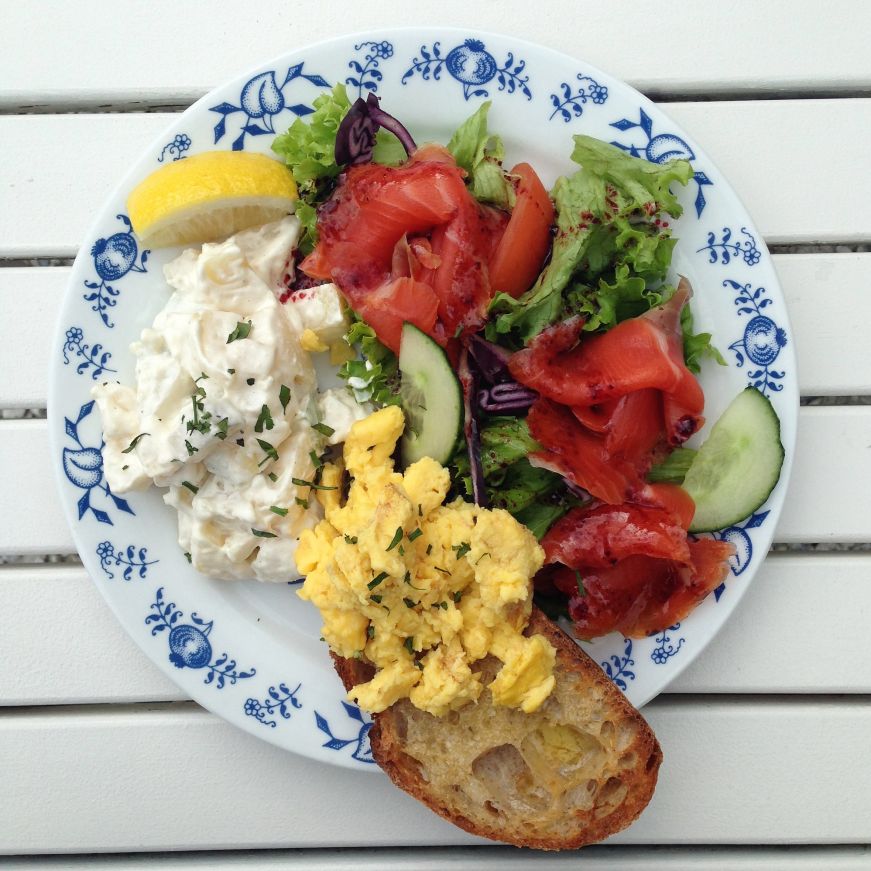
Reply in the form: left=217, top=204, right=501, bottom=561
left=683, top=387, right=784, bottom=533
left=398, top=323, right=463, bottom=466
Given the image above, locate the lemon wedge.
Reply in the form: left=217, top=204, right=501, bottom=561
left=127, top=151, right=298, bottom=248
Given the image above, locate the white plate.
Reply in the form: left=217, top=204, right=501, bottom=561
left=49, top=27, right=797, bottom=770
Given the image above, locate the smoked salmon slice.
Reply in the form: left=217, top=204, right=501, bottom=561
left=542, top=496, right=733, bottom=637
left=509, top=280, right=705, bottom=444
left=300, top=145, right=509, bottom=348
left=527, top=398, right=641, bottom=504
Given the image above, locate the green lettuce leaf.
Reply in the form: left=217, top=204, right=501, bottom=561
left=449, top=416, right=579, bottom=537
left=272, top=83, right=405, bottom=254
left=272, top=84, right=350, bottom=197
left=447, top=101, right=515, bottom=209
left=680, top=302, right=727, bottom=374
left=338, top=318, right=401, bottom=406
left=488, top=135, right=693, bottom=345
left=647, top=447, right=697, bottom=484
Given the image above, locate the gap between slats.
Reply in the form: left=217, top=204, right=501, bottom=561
left=1, top=100, right=870, bottom=257
left=2, top=0, right=871, bottom=105
left=0, top=552, right=868, bottom=706
left=1, top=845, right=869, bottom=870
left=3, top=252, right=869, bottom=410
left=3, top=406, right=866, bottom=556
left=2, top=697, right=871, bottom=849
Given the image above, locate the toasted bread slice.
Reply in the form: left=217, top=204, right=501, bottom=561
left=333, top=607, right=662, bottom=850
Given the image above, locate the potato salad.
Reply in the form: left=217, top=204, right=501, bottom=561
left=93, top=216, right=370, bottom=581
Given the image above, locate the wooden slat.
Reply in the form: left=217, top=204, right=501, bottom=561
left=1, top=100, right=870, bottom=258
left=2, top=846, right=870, bottom=870
left=2, top=554, right=868, bottom=706
left=4, top=253, right=867, bottom=410
left=2, top=698, right=870, bottom=852
left=1, top=1, right=870, bottom=105
left=2, top=406, right=865, bottom=557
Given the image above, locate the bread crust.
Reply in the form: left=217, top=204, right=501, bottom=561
left=333, top=608, right=662, bottom=850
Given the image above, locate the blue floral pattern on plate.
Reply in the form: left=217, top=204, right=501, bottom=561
left=723, top=280, right=787, bottom=396
left=402, top=39, right=531, bottom=101
left=62, top=400, right=134, bottom=525
left=650, top=624, right=685, bottom=664
left=549, top=73, right=608, bottom=122
left=83, top=215, right=149, bottom=328
left=244, top=682, right=303, bottom=728
left=50, top=29, right=797, bottom=768
left=346, top=41, right=394, bottom=97
left=96, top=541, right=157, bottom=580
left=158, top=133, right=191, bottom=162
left=610, top=108, right=713, bottom=217
left=146, top=587, right=256, bottom=688
left=697, top=226, right=761, bottom=266
left=209, top=64, right=330, bottom=151
left=600, top=638, right=636, bottom=690
left=315, top=702, right=374, bottom=764
left=62, top=327, right=116, bottom=380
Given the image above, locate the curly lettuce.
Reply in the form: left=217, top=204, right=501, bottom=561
left=488, top=135, right=693, bottom=345
left=447, top=101, right=515, bottom=209
left=272, top=84, right=403, bottom=253
left=338, top=319, right=401, bottom=407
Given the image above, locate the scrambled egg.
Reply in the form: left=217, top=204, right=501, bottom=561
left=296, top=406, right=556, bottom=716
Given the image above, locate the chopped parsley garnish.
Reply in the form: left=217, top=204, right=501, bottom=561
left=309, top=450, right=323, bottom=469
left=236, top=438, right=245, bottom=447
left=227, top=368, right=235, bottom=375
left=574, top=570, right=587, bottom=597
left=184, top=439, right=198, bottom=456
left=254, top=405, right=274, bottom=433
left=404, top=637, right=415, bottom=655
left=181, top=480, right=199, bottom=494
left=452, top=590, right=463, bottom=604
left=417, top=504, right=423, bottom=517
left=434, top=566, right=451, bottom=575
left=344, top=534, right=358, bottom=545
left=407, top=528, right=422, bottom=542
left=257, top=439, right=279, bottom=465
left=195, top=372, right=209, bottom=382
left=121, top=464, right=129, bottom=471
left=252, top=528, right=277, bottom=538
left=367, top=626, right=375, bottom=639
left=122, top=432, right=149, bottom=453
left=370, top=594, right=383, bottom=604
left=403, top=597, right=416, bottom=609
left=184, top=552, right=192, bottom=564
left=312, top=422, right=335, bottom=437
left=186, top=388, right=211, bottom=436
left=279, top=384, right=291, bottom=413
left=246, top=377, right=256, bottom=386
left=452, top=542, right=471, bottom=560
left=270, top=506, right=289, bottom=517
left=437, top=601, right=448, bottom=610
left=368, top=572, right=388, bottom=590
left=226, top=320, right=252, bottom=343
left=268, top=472, right=278, bottom=482
left=214, top=417, right=229, bottom=440
left=426, top=544, right=433, bottom=555
left=291, top=476, right=336, bottom=491
left=476, top=552, right=491, bottom=565
left=295, top=497, right=309, bottom=509
left=386, top=527, right=403, bottom=551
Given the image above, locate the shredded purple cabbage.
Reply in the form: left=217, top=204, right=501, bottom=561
left=458, top=347, right=487, bottom=507
left=334, top=93, right=417, bottom=167
left=467, top=335, right=513, bottom=385
left=477, top=382, right=538, bottom=414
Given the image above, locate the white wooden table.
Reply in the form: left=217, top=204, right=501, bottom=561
left=2, top=2, right=870, bottom=867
